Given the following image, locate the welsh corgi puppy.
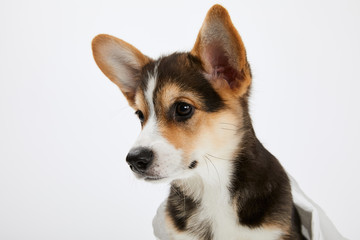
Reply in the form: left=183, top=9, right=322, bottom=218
left=92, top=4, right=305, bottom=240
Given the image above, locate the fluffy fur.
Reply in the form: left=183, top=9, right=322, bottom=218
left=92, top=4, right=305, bottom=240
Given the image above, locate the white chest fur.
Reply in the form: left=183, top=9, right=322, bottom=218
left=155, top=161, right=284, bottom=240
left=188, top=183, right=282, bottom=240
left=159, top=188, right=283, bottom=240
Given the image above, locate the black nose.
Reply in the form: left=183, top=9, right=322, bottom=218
left=126, top=147, right=154, bottom=173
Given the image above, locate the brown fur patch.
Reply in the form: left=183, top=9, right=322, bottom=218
left=156, top=83, right=244, bottom=167
left=92, top=34, right=151, bottom=106
left=93, top=4, right=304, bottom=239
left=191, top=4, right=252, bottom=97
left=158, top=83, right=204, bottom=111
left=134, top=90, right=151, bottom=126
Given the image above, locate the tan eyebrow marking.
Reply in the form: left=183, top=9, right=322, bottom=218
left=134, top=90, right=149, bottom=125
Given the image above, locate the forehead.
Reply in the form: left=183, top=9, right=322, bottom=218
left=137, top=53, right=224, bottom=112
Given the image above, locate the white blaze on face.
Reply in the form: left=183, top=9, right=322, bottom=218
left=131, top=71, right=184, bottom=179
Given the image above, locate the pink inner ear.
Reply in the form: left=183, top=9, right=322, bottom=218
left=206, top=44, right=239, bottom=89
left=214, top=65, right=239, bottom=89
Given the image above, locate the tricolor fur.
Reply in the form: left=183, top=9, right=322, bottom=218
left=92, top=4, right=304, bottom=240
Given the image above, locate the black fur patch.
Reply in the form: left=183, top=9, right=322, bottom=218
left=166, top=185, right=198, bottom=231
left=140, top=53, right=225, bottom=113
left=138, top=53, right=304, bottom=239
left=188, top=160, right=198, bottom=169
left=166, top=185, right=213, bottom=240
left=226, top=98, right=304, bottom=238
left=229, top=136, right=292, bottom=227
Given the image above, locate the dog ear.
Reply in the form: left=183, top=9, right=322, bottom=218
left=92, top=34, right=150, bottom=106
left=191, top=5, right=251, bottom=96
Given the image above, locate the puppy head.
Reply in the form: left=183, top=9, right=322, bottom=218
left=92, top=5, right=252, bottom=182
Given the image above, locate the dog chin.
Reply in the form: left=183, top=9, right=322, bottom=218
left=134, top=170, right=193, bottom=184
left=144, top=176, right=169, bottom=183
left=132, top=172, right=170, bottom=183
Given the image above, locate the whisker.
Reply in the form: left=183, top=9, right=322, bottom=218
left=219, top=122, right=237, bottom=127
left=203, top=156, right=210, bottom=175
left=171, top=185, right=182, bottom=198
left=171, top=185, right=186, bottom=211
left=183, top=193, right=186, bottom=212
left=221, top=127, right=238, bottom=131
left=206, top=153, right=231, bottom=161
left=205, top=155, right=221, bottom=190
left=184, top=181, right=193, bottom=211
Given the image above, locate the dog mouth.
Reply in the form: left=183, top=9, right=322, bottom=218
left=137, top=160, right=199, bottom=182
left=144, top=176, right=165, bottom=181
left=132, top=171, right=167, bottom=182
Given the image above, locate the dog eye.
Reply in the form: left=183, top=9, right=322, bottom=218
left=175, top=102, right=194, bottom=121
left=135, top=110, right=145, bottom=123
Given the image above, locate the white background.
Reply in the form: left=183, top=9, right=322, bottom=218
left=0, top=0, right=359, bottom=239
